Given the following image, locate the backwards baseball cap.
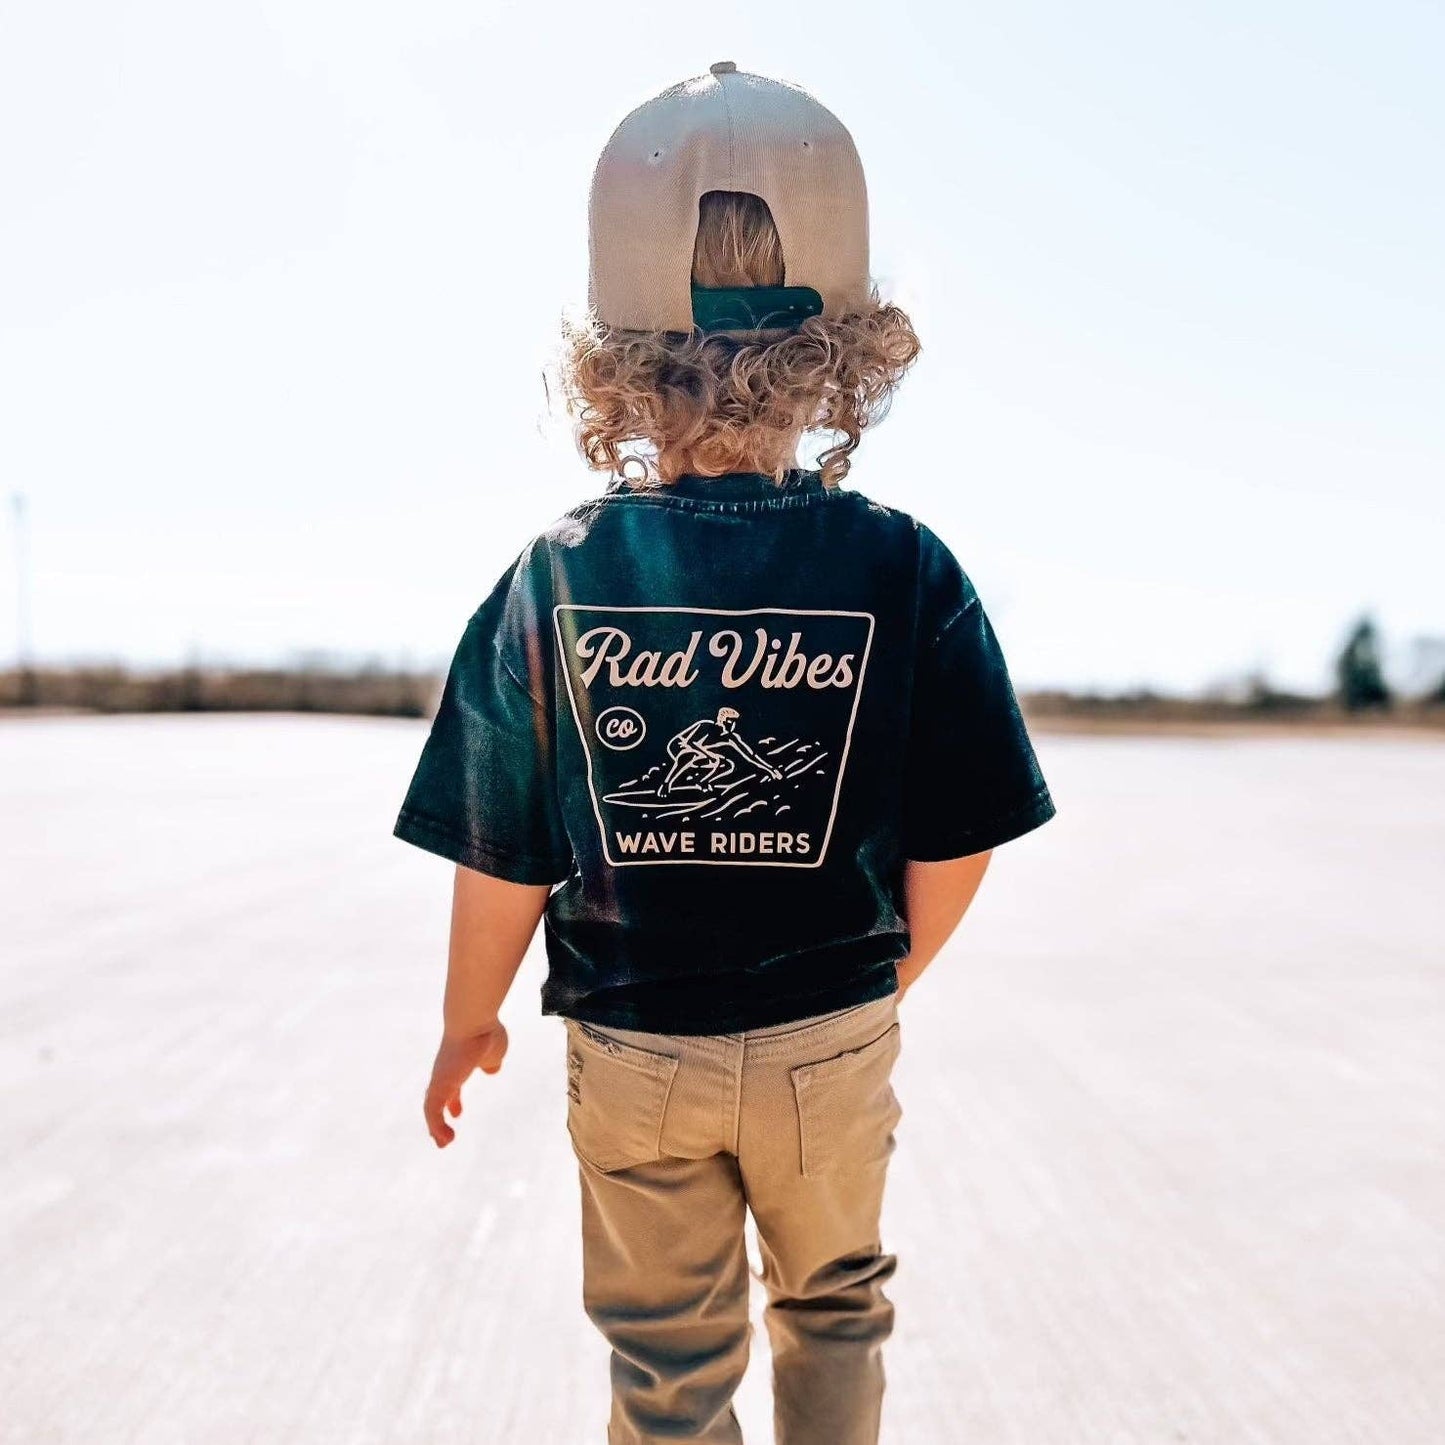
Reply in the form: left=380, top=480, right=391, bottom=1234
left=587, top=61, right=871, bottom=338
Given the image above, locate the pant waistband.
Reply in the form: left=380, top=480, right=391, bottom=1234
left=739, top=992, right=894, bottom=1040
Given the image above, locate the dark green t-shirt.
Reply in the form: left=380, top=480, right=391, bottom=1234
left=393, top=469, right=1056, bottom=1033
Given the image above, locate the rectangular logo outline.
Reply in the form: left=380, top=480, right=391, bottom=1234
left=553, top=604, right=875, bottom=868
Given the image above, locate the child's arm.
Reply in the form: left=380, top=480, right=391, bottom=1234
left=444, top=863, right=550, bottom=1038
left=423, top=864, right=550, bottom=1149
left=895, top=849, right=993, bottom=1003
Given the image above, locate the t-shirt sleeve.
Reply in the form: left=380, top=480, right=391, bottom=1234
left=902, top=528, right=1057, bottom=861
left=391, top=544, right=574, bottom=885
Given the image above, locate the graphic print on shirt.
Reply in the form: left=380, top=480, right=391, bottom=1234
left=554, top=606, right=874, bottom=868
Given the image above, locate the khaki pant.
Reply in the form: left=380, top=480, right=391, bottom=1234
left=563, top=991, right=903, bottom=1445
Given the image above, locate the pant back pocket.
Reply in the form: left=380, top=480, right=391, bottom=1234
left=789, top=1020, right=903, bottom=1179
left=565, top=1020, right=681, bottom=1174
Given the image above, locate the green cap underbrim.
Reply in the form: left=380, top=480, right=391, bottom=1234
left=690, top=284, right=824, bottom=334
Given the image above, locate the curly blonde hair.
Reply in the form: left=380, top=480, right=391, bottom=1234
left=547, top=190, right=921, bottom=490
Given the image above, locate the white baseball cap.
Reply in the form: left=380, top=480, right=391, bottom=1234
left=587, top=61, right=871, bottom=338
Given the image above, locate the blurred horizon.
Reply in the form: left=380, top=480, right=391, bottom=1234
left=2, top=1, right=1441, bottom=696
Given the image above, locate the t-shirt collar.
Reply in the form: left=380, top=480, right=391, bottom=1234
left=659, top=469, right=825, bottom=501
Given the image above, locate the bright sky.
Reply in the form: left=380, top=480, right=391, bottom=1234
left=2, top=1, right=1441, bottom=694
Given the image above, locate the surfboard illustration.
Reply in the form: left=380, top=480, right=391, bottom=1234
left=600, top=738, right=829, bottom=819
left=601, top=788, right=713, bottom=813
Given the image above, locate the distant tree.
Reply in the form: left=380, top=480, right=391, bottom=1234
left=1334, top=615, right=1391, bottom=710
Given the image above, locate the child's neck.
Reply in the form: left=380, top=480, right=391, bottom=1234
left=664, top=444, right=803, bottom=480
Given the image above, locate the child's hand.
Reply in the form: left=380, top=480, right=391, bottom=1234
left=423, top=1023, right=509, bottom=1149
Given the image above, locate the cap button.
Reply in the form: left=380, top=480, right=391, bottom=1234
left=709, top=60, right=737, bottom=75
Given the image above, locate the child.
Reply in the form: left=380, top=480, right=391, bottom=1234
left=393, top=61, right=1056, bottom=1445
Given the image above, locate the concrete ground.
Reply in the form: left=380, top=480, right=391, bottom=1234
left=2, top=714, right=1441, bottom=1444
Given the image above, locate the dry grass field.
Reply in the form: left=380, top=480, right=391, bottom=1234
left=2, top=714, right=1442, bottom=1443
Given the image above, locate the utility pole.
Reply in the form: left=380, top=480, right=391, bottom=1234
left=11, top=492, right=36, bottom=706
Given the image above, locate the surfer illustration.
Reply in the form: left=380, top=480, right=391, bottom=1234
left=657, top=707, right=784, bottom=798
